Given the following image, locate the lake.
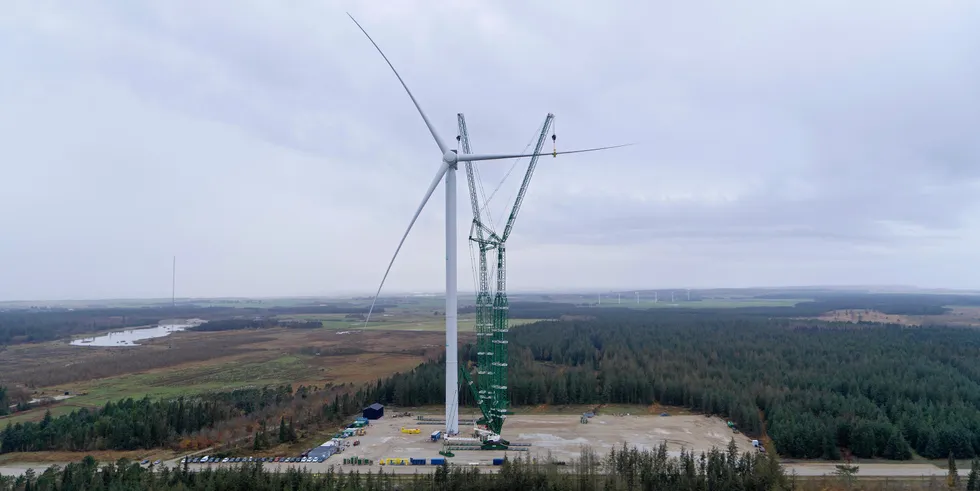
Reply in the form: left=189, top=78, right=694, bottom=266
left=70, top=322, right=197, bottom=347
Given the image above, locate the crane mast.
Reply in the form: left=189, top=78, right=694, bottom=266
left=457, top=115, right=493, bottom=413
left=459, top=113, right=555, bottom=446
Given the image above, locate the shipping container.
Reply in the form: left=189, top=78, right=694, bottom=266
left=430, top=458, right=446, bottom=465
left=492, top=458, right=504, bottom=465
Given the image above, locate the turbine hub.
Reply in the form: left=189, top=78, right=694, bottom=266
left=442, top=150, right=458, bottom=164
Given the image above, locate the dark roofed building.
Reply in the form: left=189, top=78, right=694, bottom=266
left=307, top=444, right=338, bottom=460
left=362, top=403, right=384, bottom=420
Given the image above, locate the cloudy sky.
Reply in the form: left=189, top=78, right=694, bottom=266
left=2, top=1, right=979, bottom=300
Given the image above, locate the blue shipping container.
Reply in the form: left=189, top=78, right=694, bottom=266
left=492, top=458, right=504, bottom=466
left=410, top=458, right=426, bottom=465
left=430, top=458, right=446, bottom=465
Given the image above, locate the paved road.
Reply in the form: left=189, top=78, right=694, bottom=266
left=784, top=462, right=952, bottom=477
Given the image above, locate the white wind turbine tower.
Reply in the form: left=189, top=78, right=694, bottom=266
left=348, top=14, right=630, bottom=435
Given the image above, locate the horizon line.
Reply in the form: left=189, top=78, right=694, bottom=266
left=3, top=284, right=980, bottom=305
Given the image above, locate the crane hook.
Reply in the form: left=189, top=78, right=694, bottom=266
left=552, top=134, right=557, bottom=158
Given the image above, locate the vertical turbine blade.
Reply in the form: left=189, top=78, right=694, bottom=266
left=347, top=13, right=448, bottom=155
left=363, top=162, right=451, bottom=327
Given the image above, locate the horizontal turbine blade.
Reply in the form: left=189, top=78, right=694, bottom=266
left=457, top=143, right=633, bottom=162
left=347, top=13, right=448, bottom=155
left=363, top=161, right=450, bottom=327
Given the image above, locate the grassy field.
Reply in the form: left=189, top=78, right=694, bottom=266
left=0, top=298, right=550, bottom=428
left=0, top=326, right=452, bottom=425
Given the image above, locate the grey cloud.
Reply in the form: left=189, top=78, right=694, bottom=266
left=2, top=1, right=979, bottom=299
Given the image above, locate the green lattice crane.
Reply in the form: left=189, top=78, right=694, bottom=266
left=457, top=113, right=555, bottom=446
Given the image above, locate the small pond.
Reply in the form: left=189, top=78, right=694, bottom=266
left=70, top=323, right=196, bottom=347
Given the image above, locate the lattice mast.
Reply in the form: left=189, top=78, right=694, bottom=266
left=459, top=113, right=555, bottom=437
left=457, top=115, right=493, bottom=414
left=490, top=113, right=554, bottom=430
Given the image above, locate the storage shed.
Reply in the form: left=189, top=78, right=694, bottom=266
left=308, top=444, right=338, bottom=460
left=362, top=403, right=384, bottom=420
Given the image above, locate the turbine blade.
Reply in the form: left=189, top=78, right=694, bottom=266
left=363, top=162, right=451, bottom=328
left=458, top=143, right=633, bottom=162
left=348, top=13, right=448, bottom=155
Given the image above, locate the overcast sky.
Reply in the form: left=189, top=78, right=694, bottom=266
left=2, top=1, right=979, bottom=301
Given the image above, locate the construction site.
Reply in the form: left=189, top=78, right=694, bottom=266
left=312, top=410, right=758, bottom=473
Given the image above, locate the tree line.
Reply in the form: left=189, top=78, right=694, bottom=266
left=0, top=440, right=796, bottom=491
left=502, top=291, right=980, bottom=319
left=367, top=311, right=980, bottom=461
left=189, top=319, right=325, bottom=332
left=0, top=385, right=300, bottom=454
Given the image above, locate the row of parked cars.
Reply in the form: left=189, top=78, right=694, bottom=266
left=181, top=456, right=327, bottom=464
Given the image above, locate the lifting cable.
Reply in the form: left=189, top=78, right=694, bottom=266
left=482, top=122, right=542, bottom=233
left=552, top=117, right=557, bottom=157
left=459, top=134, right=484, bottom=299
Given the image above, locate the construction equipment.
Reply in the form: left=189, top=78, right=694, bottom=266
left=458, top=113, right=555, bottom=448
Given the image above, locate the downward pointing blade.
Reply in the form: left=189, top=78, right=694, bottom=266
left=363, top=162, right=451, bottom=327
left=348, top=13, right=448, bottom=155
left=458, top=143, right=633, bottom=162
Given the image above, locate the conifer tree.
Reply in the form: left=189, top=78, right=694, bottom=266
left=967, top=458, right=979, bottom=491
left=949, top=451, right=961, bottom=489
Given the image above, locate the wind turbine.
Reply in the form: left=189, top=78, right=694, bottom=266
left=348, top=14, right=630, bottom=435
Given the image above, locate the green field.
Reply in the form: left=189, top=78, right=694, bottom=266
left=0, top=355, right=314, bottom=424
left=72, top=356, right=306, bottom=402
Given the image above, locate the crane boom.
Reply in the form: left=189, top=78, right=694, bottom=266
left=461, top=113, right=554, bottom=446
left=501, top=113, right=555, bottom=242
left=458, top=114, right=485, bottom=242
left=459, top=114, right=495, bottom=418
